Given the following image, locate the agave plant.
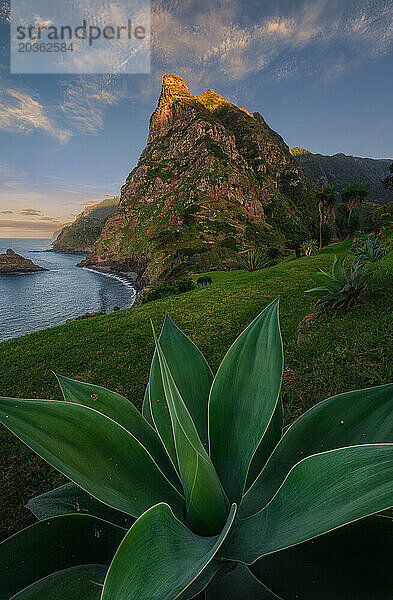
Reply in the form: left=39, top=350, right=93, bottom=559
left=1, top=301, right=393, bottom=599
left=300, top=239, right=318, bottom=257
left=354, top=236, right=385, bottom=264
left=238, top=249, right=272, bottom=272
left=305, top=256, right=371, bottom=310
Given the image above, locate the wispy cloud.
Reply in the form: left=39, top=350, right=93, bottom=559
left=152, top=0, right=393, bottom=84
left=20, top=208, right=42, bottom=216
left=59, top=80, right=122, bottom=134
left=0, top=219, right=60, bottom=231
left=0, top=89, right=72, bottom=142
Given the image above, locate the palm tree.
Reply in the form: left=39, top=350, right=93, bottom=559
left=315, top=185, right=337, bottom=249
left=341, top=182, right=369, bottom=224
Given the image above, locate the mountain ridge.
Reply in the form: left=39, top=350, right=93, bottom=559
left=291, top=149, right=391, bottom=203
left=80, top=74, right=316, bottom=286
left=52, top=197, right=119, bottom=253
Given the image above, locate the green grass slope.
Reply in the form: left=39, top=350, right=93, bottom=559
left=1, top=240, right=393, bottom=540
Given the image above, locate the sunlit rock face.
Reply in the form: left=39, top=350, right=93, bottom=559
left=81, top=74, right=315, bottom=287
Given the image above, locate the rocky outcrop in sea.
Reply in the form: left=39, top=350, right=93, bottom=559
left=0, top=249, right=47, bottom=274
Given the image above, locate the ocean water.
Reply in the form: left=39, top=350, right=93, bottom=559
left=0, top=239, right=136, bottom=342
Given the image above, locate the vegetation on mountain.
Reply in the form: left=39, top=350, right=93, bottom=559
left=81, top=74, right=316, bottom=286
left=359, top=201, right=393, bottom=234
left=52, top=197, right=119, bottom=253
left=292, top=149, right=391, bottom=203
left=1, top=302, right=392, bottom=599
left=383, top=162, right=393, bottom=194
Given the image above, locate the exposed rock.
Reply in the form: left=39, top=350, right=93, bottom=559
left=81, top=74, right=316, bottom=287
left=0, top=249, right=47, bottom=274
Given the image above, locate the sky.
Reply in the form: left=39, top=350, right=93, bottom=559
left=0, top=0, right=392, bottom=237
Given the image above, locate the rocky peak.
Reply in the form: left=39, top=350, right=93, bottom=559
left=83, top=74, right=316, bottom=288
left=158, top=73, right=193, bottom=105
left=148, top=74, right=196, bottom=143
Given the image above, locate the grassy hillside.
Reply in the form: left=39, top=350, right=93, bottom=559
left=1, top=240, right=393, bottom=540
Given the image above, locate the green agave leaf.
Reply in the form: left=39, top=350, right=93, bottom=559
left=0, top=514, right=124, bottom=600
left=0, top=398, right=185, bottom=519
left=251, top=516, right=393, bottom=600
left=56, top=375, right=181, bottom=491
left=241, top=384, right=393, bottom=517
left=155, top=335, right=229, bottom=535
left=27, top=483, right=135, bottom=529
left=142, top=383, right=154, bottom=426
left=221, top=444, right=393, bottom=563
left=149, top=316, right=213, bottom=470
left=10, top=565, right=107, bottom=600
left=209, top=299, right=283, bottom=503
left=205, top=564, right=282, bottom=600
left=101, top=502, right=236, bottom=600
left=245, top=400, right=283, bottom=491
left=176, top=560, right=222, bottom=600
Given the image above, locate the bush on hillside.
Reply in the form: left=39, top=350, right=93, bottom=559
left=305, top=256, right=371, bottom=311
left=140, top=277, right=195, bottom=304
left=336, top=204, right=359, bottom=237
left=263, top=246, right=282, bottom=260
left=196, top=276, right=212, bottom=287
left=301, top=239, right=318, bottom=257
left=353, top=236, right=385, bottom=264
left=220, top=237, right=238, bottom=250
left=238, top=249, right=273, bottom=272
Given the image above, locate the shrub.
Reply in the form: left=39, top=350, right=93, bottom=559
left=175, top=246, right=207, bottom=258
left=154, top=230, right=180, bottom=246
left=1, top=303, right=392, bottom=598
left=310, top=217, right=334, bottom=246
left=264, top=245, right=281, bottom=260
left=220, top=237, right=237, bottom=250
left=183, top=204, right=201, bottom=226
left=305, top=256, right=371, bottom=310
left=238, top=249, right=273, bottom=272
left=354, top=236, right=385, bottom=264
left=196, top=276, right=212, bottom=287
left=301, top=239, right=318, bottom=257
left=140, top=277, right=195, bottom=304
left=336, top=204, right=360, bottom=237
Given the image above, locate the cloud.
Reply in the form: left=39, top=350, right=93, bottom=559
left=151, top=0, right=393, bottom=84
left=0, top=219, right=60, bottom=231
left=20, top=208, right=42, bottom=216
left=0, top=89, right=72, bottom=142
left=59, top=80, right=122, bottom=134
